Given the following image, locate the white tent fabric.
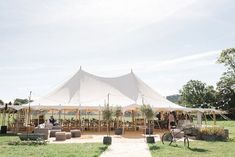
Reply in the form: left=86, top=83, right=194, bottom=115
left=23, top=68, right=184, bottom=111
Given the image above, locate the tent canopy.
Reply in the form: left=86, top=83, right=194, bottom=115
left=24, top=68, right=184, bottom=110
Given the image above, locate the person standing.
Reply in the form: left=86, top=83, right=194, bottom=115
left=168, top=112, right=175, bottom=130
left=49, top=116, right=55, bottom=126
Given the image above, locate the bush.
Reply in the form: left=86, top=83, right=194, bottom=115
left=8, top=140, right=48, bottom=146
left=18, top=133, right=46, bottom=141
left=199, top=127, right=227, bottom=141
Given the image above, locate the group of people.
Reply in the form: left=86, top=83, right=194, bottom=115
left=167, top=112, right=192, bottom=130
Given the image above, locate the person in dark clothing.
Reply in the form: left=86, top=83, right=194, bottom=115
left=49, top=116, right=55, bottom=126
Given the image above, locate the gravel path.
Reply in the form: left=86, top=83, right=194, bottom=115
left=100, top=136, right=152, bottom=157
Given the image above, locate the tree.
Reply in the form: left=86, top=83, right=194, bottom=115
left=0, top=99, right=4, bottom=105
left=14, top=98, right=30, bottom=105
left=102, top=105, right=113, bottom=136
left=217, top=48, right=235, bottom=73
left=216, top=48, right=235, bottom=115
left=140, top=104, right=154, bottom=136
left=179, top=80, right=217, bottom=108
left=102, top=105, right=113, bottom=145
left=114, top=106, right=122, bottom=128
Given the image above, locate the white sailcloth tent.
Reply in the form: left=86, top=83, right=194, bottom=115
left=24, top=68, right=184, bottom=111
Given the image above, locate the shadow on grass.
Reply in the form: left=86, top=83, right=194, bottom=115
left=168, top=144, right=182, bottom=149
left=99, top=145, right=109, bottom=152
left=149, top=144, right=160, bottom=151
left=189, top=147, right=209, bottom=152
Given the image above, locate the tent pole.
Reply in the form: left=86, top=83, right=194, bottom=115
left=79, top=110, right=81, bottom=130
left=75, top=109, right=78, bottom=128
left=122, top=111, right=125, bottom=135
left=16, top=110, right=20, bottom=133
left=37, top=111, right=39, bottom=127
left=59, top=109, right=61, bottom=125
left=24, top=109, right=27, bottom=126
left=107, top=93, right=110, bottom=135
left=132, top=110, right=136, bottom=131
left=27, top=91, right=32, bottom=127
left=7, top=111, right=10, bottom=129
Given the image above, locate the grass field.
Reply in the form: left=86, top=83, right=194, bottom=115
left=1, top=116, right=235, bottom=157
left=0, top=136, right=107, bottom=157
left=149, top=120, right=235, bottom=157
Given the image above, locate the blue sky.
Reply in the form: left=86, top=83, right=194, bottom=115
left=0, top=0, right=234, bottom=102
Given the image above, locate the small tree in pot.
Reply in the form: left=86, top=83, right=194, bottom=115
left=102, top=105, right=113, bottom=145
left=140, top=104, right=155, bottom=143
left=114, top=106, right=123, bottom=135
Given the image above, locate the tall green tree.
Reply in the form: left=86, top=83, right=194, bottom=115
left=216, top=48, right=235, bottom=112
left=179, top=80, right=217, bottom=108
left=217, top=48, right=235, bottom=73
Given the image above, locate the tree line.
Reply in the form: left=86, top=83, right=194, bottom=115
left=168, top=48, right=235, bottom=118
left=0, top=98, right=30, bottom=106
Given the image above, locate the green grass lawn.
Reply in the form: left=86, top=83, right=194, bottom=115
left=149, top=120, right=235, bottom=157
left=0, top=136, right=107, bottom=157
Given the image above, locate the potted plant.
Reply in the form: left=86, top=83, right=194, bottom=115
left=114, top=106, right=123, bottom=135
left=102, top=105, right=113, bottom=145
left=140, top=104, right=155, bottom=143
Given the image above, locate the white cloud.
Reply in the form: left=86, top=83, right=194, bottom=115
left=84, top=50, right=221, bottom=76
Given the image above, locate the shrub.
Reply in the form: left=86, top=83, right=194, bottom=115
left=8, top=139, right=48, bottom=146
left=199, top=127, right=227, bottom=141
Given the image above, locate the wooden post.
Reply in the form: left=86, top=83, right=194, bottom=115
left=2, top=110, right=5, bottom=126
left=16, top=111, right=20, bottom=133
left=98, top=109, right=101, bottom=132
left=75, top=109, right=78, bottom=127
left=213, top=111, right=216, bottom=125
left=197, top=111, right=202, bottom=126
left=25, top=109, right=28, bottom=126
left=7, top=111, right=10, bottom=129
left=204, top=113, right=207, bottom=126
left=132, top=110, right=136, bottom=131
left=160, top=111, right=164, bottom=120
